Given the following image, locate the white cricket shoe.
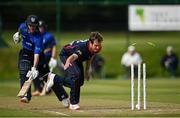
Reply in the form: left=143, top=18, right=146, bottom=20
left=62, top=98, right=69, bottom=108
left=46, top=75, right=54, bottom=92
left=20, top=96, right=29, bottom=103
left=69, top=104, right=80, bottom=110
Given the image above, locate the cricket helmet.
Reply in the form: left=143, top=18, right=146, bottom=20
left=26, top=15, right=39, bottom=26
left=39, top=20, right=47, bottom=28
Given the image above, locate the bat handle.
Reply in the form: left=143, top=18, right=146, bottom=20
left=29, top=75, right=33, bottom=80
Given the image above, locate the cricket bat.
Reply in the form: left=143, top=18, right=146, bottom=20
left=17, top=76, right=33, bottom=97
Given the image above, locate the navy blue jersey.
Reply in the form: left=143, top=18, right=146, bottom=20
left=42, top=31, right=56, bottom=57
left=61, top=39, right=94, bottom=62
left=19, top=23, right=43, bottom=54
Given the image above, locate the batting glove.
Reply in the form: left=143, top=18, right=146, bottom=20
left=26, top=67, right=39, bottom=80
left=13, top=32, right=21, bottom=44
left=49, top=58, right=57, bottom=69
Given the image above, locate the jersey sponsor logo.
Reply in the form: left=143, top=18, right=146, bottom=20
left=43, top=38, right=46, bottom=44
left=35, top=47, right=41, bottom=51
left=26, top=42, right=32, bottom=46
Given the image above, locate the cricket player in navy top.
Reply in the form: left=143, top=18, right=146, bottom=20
left=13, top=15, right=43, bottom=103
left=32, top=20, right=57, bottom=96
left=45, top=32, right=103, bottom=110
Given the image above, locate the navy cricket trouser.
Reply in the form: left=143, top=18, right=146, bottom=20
left=18, top=49, right=34, bottom=101
left=18, top=49, right=47, bottom=100
left=53, top=55, right=84, bottom=104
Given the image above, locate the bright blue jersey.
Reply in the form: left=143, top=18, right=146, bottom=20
left=19, top=23, right=43, bottom=54
left=61, top=39, right=94, bottom=62
left=42, top=31, right=56, bottom=57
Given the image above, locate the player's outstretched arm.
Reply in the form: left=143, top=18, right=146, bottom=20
left=49, top=45, right=57, bottom=69
left=85, top=57, right=93, bottom=81
left=64, top=53, right=78, bottom=70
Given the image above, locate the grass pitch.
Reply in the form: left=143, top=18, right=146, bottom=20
left=0, top=78, right=180, bottom=117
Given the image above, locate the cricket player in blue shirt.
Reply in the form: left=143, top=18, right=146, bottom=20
left=13, top=15, right=43, bottom=103
left=32, top=20, right=57, bottom=96
left=45, top=32, right=103, bottom=110
left=31, top=20, right=68, bottom=108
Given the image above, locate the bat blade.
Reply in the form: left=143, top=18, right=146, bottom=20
left=17, top=77, right=33, bottom=97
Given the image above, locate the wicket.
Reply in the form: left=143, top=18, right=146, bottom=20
left=131, top=63, right=147, bottom=110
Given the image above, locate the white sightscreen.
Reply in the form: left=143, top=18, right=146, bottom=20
left=129, top=5, right=180, bottom=31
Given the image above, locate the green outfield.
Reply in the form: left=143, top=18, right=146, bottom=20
left=1, top=31, right=180, bottom=80
left=0, top=78, right=180, bottom=117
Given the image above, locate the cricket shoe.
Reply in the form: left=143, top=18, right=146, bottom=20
left=20, top=96, right=29, bottom=103
left=45, top=73, right=55, bottom=92
left=62, top=98, right=69, bottom=108
left=69, top=104, right=80, bottom=110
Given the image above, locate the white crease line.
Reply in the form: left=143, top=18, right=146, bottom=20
left=44, top=110, right=70, bottom=116
left=84, top=109, right=123, bottom=112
